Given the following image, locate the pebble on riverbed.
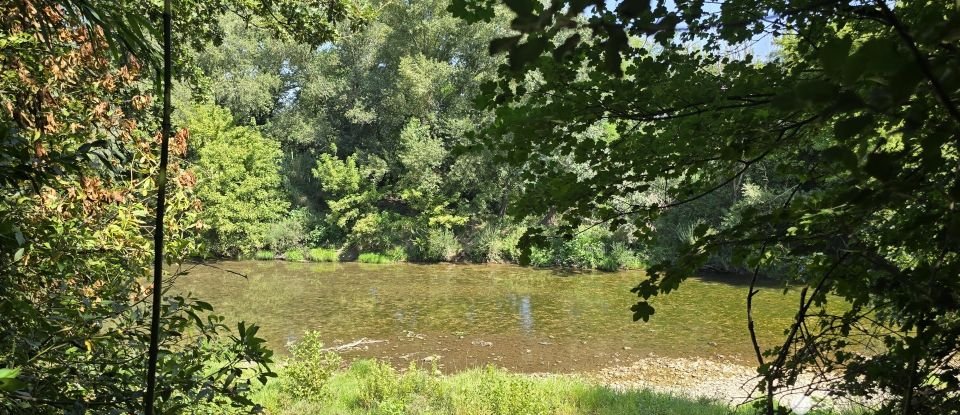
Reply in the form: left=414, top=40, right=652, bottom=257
left=592, top=357, right=854, bottom=414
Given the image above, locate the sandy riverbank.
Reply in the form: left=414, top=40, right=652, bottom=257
left=590, top=356, right=873, bottom=414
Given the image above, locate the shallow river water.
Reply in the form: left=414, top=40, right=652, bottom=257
left=175, top=261, right=799, bottom=373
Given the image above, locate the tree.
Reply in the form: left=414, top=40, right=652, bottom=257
left=1, top=0, right=365, bottom=412
left=452, top=0, right=960, bottom=413
left=183, top=104, right=289, bottom=256
left=0, top=5, right=276, bottom=412
left=311, top=152, right=386, bottom=249
left=195, top=0, right=517, bottom=237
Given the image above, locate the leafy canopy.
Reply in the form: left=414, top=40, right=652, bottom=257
left=451, top=0, right=960, bottom=412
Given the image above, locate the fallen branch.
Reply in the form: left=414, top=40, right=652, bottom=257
left=322, top=338, right=387, bottom=352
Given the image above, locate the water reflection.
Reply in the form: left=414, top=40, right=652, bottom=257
left=519, top=295, right=533, bottom=334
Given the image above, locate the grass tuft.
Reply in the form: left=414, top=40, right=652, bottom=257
left=357, top=252, right=394, bottom=264
left=284, top=249, right=306, bottom=262
left=252, top=359, right=863, bottom=415
left=254, top=250, right=276, bottom=260
left=306, top=248, right=339, bottom=262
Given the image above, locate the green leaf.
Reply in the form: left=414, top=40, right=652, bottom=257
left=856, top=38, right=902, bottom=76
left=0, top=368, right=26, bottom=392
left=489, top=35, right=521, bottom=55
left=823, top=146, right=859, bottom=171
left=552, top=34, right=581, bottom=62
left=819, top=37, right=852, bottom=78
left=864, top=152, right=901, bottom=181
left=503, top=0, right=537, bottom=18
left=616, top=0, right=651, bottom=19
left=834, top=114, right=874, bottom=140
left=795, top=79, right=838, bottom=104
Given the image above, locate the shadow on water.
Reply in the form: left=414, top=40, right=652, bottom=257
left=546, top=265, right=785, bottom=289
left=547, top=267, right=612, bottom=277
left=695, top=269, right=786, bottom=289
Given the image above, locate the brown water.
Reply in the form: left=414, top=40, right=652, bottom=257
left=175, top=261, right=799, bottom=373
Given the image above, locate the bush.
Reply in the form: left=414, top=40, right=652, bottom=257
left=284, top=249, right=306, bottom=262
left=358, top=252, right=394, bottom=264
left=595, top=243, right=642, bottom=272
left=462, top=224, right=525, bottom=263
left=254, top=250, right=276, bottom=260
left=352, top=360, right=450, bottom=414
left=412, top=228, right=461, bottom=263
left=188, top=104, right=289, bottom=257
left=611, top=242, right=643, bottom=269
left=521, top=228, right=643, bottom=270
left=264, top=208, right=310, bottom=253
left=283, top=331, right=342, bottom=401
left=385, top=246, right=407, bottom=262
left=528, top=246, right=555, bottom=268
left=556, top=227, right=607, bottom=268
left=462, top=225, right=496, bottom=263
left=490, top=226, right=525, bottom=262
left=472, top=366, right=552, bottom=414
left=353, top=360, right=400, bottom=409
left=306, top=248, right=339, bottom=262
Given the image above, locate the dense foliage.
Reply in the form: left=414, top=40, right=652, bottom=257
left=0, top=0, right=363, bottom=412
left=187, top=0, right=645, bottom=269
left=181, top=104, right=289, bottom=256
left=191, top=0, right=513, bottom=257
left=451, top=0, right=960, bottom=413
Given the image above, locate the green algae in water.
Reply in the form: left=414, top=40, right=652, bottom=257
left=176, top=262, right=815, bottom=373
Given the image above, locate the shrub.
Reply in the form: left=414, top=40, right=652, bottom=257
left=528, top=246, right=555, bottom=268
left=284, top=249, right=306, bottom=262
left=560, top=228, right=607, bottom=268
left=306, top=248, right=339, bottom=262
left=490, top=225, right=525, bottom=262
left=385, top=246, right=407, bottom=262
left=189, top=104, right=289, bottom=257
left=358, top=252, right=393, bottom=264
left=462, top=225, right=496, bottom=263
left=461, top=224, right=525, bottom=263
left=254, top=250, right=276, bottom=260
left=283, top=331, right=342, bottom=401
left=413, top=228, right=461, bottom=262
left=353, top=360, right=400, bottom=409
left=264, top=208, right=311, bottom=253
left=596, top=257, right=621, bottom=272
left=595, top=243, right=642, bottom=272
left=472, top=366, right=552, bottom=414
left=352, top=360, right=449, bottom=413
left=611, top=242, right=643, bottom=269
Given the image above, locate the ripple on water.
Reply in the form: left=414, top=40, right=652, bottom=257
left=176, top=261, right=805, bottom=373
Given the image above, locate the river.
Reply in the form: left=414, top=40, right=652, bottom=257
left=175, top=261, right=798, bottom=373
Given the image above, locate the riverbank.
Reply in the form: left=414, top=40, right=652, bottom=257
left=242, top=237, right=645, bottom=272
left=592, top=356, right=869, bottom=414
left=252, top=357, right=864, bottom=415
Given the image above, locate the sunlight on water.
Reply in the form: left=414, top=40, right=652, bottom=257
left=176, top=261, right=807, bottom=373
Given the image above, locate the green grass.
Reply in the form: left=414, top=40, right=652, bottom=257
left=385, top=246, right=407, bottom=262
left=306, top=248, right=339, bottom=262
left=252, top=359, right=861, bottom=415
left=357, top=252, right=395, bottom=264
left=253, top=250, right=276, bottom=260
left=284, top=249, right=306, bottom=262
